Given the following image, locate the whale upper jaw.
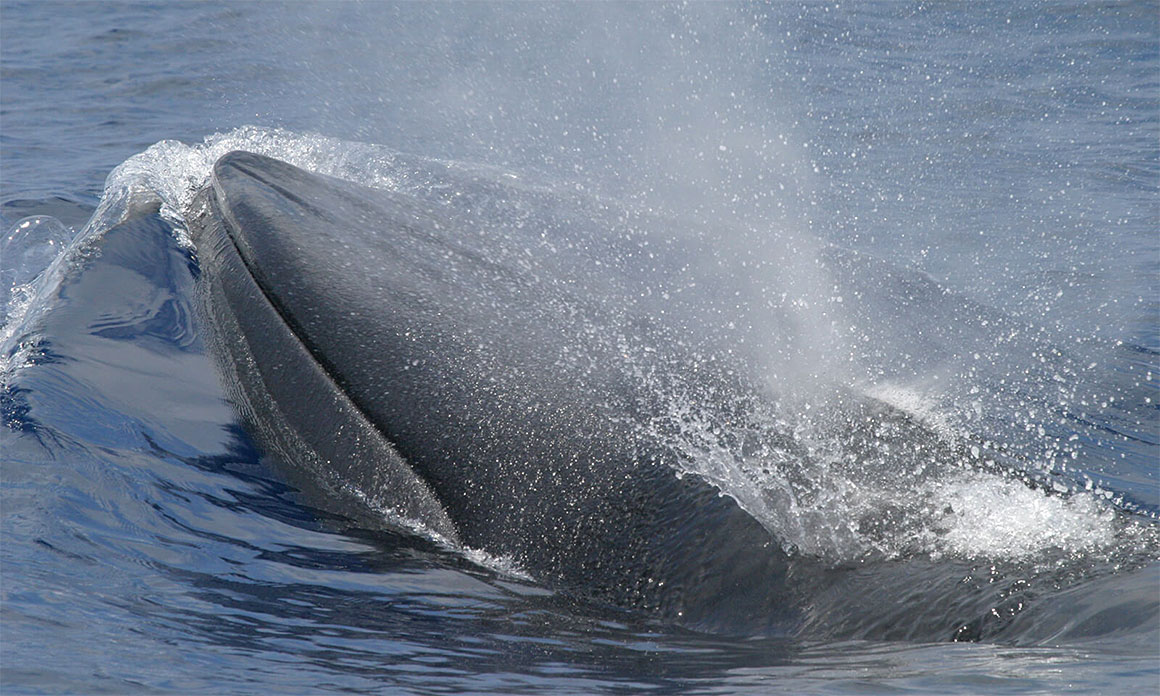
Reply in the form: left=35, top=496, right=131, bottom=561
left=189, top=153, right=461, bottom=543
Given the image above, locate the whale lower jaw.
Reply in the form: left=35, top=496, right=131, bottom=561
left=189, top=185, right=460, bottom=541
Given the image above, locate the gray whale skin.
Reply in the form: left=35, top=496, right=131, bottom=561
left=189, top=151, right=795, bottom=635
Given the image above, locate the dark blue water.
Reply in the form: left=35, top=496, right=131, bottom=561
left=3, top=2, right=1157, bottom=694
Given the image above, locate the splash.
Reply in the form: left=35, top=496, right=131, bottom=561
left=927, top=473, right=1117, bottom=561
left=6, top=125, right=1150, bottom=576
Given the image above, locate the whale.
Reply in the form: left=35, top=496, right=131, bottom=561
left=186, top=151, right=1151, bottom=642
left=188, top=151, right=799, bottom=634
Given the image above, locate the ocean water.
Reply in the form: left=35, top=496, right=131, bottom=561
left=2, top=2, right=1157, bottom=694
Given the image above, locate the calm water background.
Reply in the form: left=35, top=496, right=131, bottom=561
left=2, top=1, right=1157, bottom=694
